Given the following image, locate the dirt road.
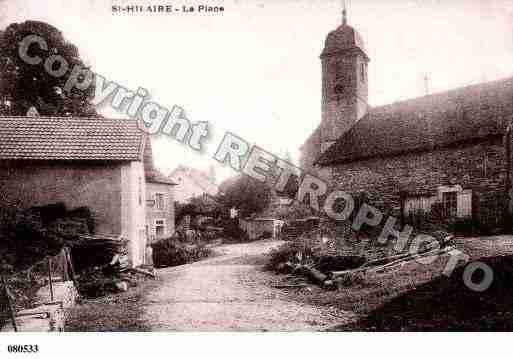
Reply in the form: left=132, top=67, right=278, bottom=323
left=143, top=240, right=356, bottom=331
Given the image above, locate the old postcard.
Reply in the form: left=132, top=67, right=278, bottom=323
left=0, top=0, right=513, bottom=356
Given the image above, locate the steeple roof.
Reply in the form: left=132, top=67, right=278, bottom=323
left=322, top=24, right=367, bottom=58
left=321, top=8, right=367, bottom=59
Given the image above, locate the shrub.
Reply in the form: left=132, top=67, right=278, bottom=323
left=151, top=234, right=213, bottom=268
left=0, top=210, right=64, bottom=273
left=265, top=237, right=321, bottom=271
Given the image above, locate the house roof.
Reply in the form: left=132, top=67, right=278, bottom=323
left=316, top=76, right=513, bottom=166
left=169, top=165, right=219, bottom=196
left=0, top=116, right=146, bottom=161
left=146, top=169, right=177, bottom=185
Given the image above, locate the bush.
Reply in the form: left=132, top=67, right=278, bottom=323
left=151, top=234, right=213, bottom=268
left=76, top=269, right=120, bottom=298
left=0, top=210, right=64, bottom=273
left=265, top=237, right=321, bottom=271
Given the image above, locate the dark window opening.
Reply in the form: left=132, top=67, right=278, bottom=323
left=442, top=192, right=457, bottom=218
left=155, top=220, right=165, bottom=238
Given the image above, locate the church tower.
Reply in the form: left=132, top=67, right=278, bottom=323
left=320, top=8, right=369, bottom=152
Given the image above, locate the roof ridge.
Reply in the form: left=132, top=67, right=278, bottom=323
left=371, top=75, right=513, bottom=112
left=0, top=116, right=136, bottom=121
left=317, top=74, right=513, bottom=166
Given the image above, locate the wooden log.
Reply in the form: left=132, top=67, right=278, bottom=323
left=367, top=246, right=454, bottom=274
left=332, top=246, right=455, bottom=278
left=361, top=252, right=412, bottom=268
left=331, top=267, right=367, bottom=278
left=272, top=284, right=308, bottom=289
left=128, top=267, right=156, bottom=278
left=308, top=267, right=328, bottom=284
left=15, top=311, right=51, bottom=319
left=297, top=266, right=328, bottom=285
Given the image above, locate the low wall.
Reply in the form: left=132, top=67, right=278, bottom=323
left=240, top=218, right=284, bottom=240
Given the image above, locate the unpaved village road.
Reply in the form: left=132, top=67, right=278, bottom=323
left=142, top=240, right=356, bottom=331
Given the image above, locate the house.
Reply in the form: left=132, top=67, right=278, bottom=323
left=0, top=116, right=176, bottom=266
left=300, top=11, right=513, bottom=231
left=169, top=165, right=219, bottom=203
left=145, top=169, right=177, bottom=241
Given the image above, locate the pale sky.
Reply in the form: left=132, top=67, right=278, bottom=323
left=2, top=0, right=513, bottom=181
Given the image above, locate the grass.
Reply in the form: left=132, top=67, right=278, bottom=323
left=274, top=236, right=513, bottom=331
left=65, top=278, right=158, bottom=331
left=335, top=254, right=513, bottom=331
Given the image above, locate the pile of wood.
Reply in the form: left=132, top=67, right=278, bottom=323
left=327, top=245, right=455, bottom=287
left=67, top=234, right=129, bottom=273
left=278, top=242, right=455, bottom=290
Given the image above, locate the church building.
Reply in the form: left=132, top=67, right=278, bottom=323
left=300, top=10, right=513, bottom=231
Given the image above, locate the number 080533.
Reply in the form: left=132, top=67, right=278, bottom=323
left=7, top=344, right=39, bottom=353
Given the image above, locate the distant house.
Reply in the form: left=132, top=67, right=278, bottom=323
left=145, top=169, right=176, bottom=241
left=169, top=165, right=218, bottom=203
left=0, top=116, right=175, bottom=267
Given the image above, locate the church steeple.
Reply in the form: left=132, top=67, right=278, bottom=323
left=319, top=6, right=370, bottom=152
left=342, top=1, right=347, bottom=25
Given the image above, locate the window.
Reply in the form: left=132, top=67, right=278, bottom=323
left=138, top=177, right=143, bottom=205
left=483, top=152, right=488, bottom=177
left=155, top=219, right=165, bottom=239
left=360, top=63, right=366, bottom=83
left=155, top=193, right=165, bottom=210
left=442, top=191, right=458, bottom=218
left=404, top=196, right=433, bottom=216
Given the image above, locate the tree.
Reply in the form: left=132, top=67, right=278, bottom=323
left=219, top=175, right=272, bottom=218
left=0, top=20, right=98, bottom=117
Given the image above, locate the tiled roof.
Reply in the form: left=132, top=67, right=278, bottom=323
left=146, top=169, right=177, bottom=185
left=316, top=76, right=513, bottom=165
left=0, top=116, right=146, bottom=161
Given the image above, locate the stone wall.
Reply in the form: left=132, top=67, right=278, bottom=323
left=330, top=138, right=506, bottom=220
left=315, top=138, right=509, bottom=260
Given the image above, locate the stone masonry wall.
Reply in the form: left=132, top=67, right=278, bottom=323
left=330, top=138, right=506, bottom=217
left=322, top=138, right=508, bottom=260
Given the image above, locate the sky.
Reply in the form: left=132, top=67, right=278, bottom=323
left=1, top=0, right=513, bottom=182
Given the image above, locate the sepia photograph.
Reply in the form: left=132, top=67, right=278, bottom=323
left=1, top=0, right=513, bottom=356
